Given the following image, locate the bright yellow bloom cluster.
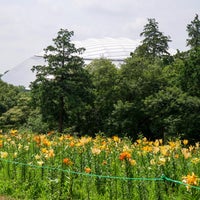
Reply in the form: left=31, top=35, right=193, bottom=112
left=113, top=135, right=121, bottom=143
left=10, top=129, right=18, bottom=136
left=0, top=151, right=8, bottom=158
left=41, top=148, right=55, bottom=159
left=34, top=135, right=51, bottom=147
left=182, top=172, right=198, bottom=190
left=91, top=147, right=101, bottom=155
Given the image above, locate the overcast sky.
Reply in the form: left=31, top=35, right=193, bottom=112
left=0, top=0, right=200, bottom=74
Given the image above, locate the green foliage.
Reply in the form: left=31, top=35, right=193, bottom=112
left=135, top=18, right=171, bottom=60
left=108, top=55, right=167, bottom=138
left=0, top=80, right=22, bottom=116
left=1, top=20, right=200, bottom=141
left=179, top=48, right=200, bottom=97
left=0, top=80, right=29, bottom=129
left=0, top=92, right=32, bottom=128
left=144, top=86, right=200, bottom=139
left=31, top=29, right=92, bottom=133
left=186, top=14, right=200, bottom=49
left=162, top=57, right=185, bottom=87
left=108, top=100, right=140, bottom=138
left=25, top=108, right=49, bottom=133
left=86, top=58, right=120, bottom=134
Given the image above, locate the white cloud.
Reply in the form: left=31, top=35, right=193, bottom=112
left=124, top=18, right=147, bottom=31
left=73, top=0, right=137, bottom=14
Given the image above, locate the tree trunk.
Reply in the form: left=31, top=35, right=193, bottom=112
left=58, top=96, right=64, bottom=133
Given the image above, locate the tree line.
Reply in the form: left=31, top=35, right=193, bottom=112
left=0, top=14, right=200, bottom=141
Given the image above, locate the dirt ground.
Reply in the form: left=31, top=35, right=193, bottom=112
left=0, top=196, right=15, bottom=200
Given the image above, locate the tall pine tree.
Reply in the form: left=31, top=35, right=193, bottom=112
left=31, top=29, right=91, bottom=132
left=186, top=14, right=200, bottom=50
left=135, top=18, right=171, bottom=60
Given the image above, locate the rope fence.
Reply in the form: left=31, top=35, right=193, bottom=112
left=1, top=158, right=200, bottom=190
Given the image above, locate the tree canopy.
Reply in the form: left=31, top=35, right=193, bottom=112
left=187, top=14, right=200, bottom=49
left=30, top=29, right=92, bottom=133
left=134, top=18, right=171, bottom=60
left=1, top=15, right=200, bottom=141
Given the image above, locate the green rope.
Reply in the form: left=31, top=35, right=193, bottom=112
left=161, top=175, right=200, bottom=190
left=1, top=158, right=200, bottom=190
left=0, top=158, right=162, bottom=181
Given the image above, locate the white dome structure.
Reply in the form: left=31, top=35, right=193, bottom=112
left=2, top=37, right=140, bottom=89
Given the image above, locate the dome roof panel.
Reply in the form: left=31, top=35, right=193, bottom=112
left=2, top=37, right=140, bottom=89
left=73, top=37, right=140, bottom=60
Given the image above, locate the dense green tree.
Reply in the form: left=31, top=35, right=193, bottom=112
left=119, top=55, right=166, bottom=102
left=0, top=80, right=22, bottom=116
left=25, top=108, right=50, bottom=133
left=186, top=14, right=200, bottom=49
left=86, top=58, right=120, bottom=134
left=31, top=29, right=92, bottom=133
left=178, top=48, right=200, bottom=97
left=0, top=80, right=28, bottom=128
left=108, top=55, right=167, bottom=138
left=162, top=57, right=184, bottom=88
left=108, top=100, right=142, bottom=138
left=144, top=86, right=200, bottom=140
left=135, top=18, right=171, bottom=61
left=0, top=92, right=31, bottom=128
